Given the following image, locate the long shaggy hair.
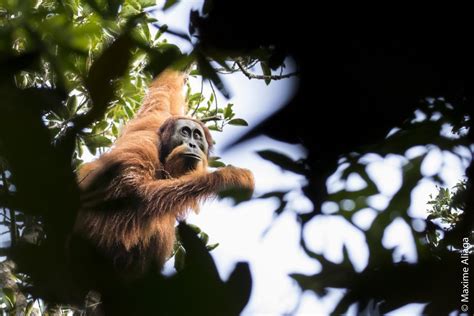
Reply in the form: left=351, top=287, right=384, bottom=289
left=74, top=69, right=254, bottom=275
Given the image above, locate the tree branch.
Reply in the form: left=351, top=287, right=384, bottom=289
left=150, top=23, right=191, bottom=41
left=200, top=115, right=223, bottom=123
left=1, top=171, right=17, bottom=246
left=0, top=191, right=15, bottom=209
left=191, top=78, right=204, bottom=117
left=236, top=61, right=298, bottom=81
left=0, top=247, right=9, bottom=256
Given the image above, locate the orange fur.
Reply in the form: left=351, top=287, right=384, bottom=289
left=74, top=69, right=254, bottom=275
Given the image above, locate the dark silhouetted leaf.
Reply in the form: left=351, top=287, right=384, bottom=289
left=225, top=262, right=252, bottom=314
left=218, top=187, right=253, bottom=205
left=75, top=32, right=135, bottom=130
left=258, top=191, right=287, bottom=200
left=290, top=273, right=326, bottom=297
left=177, top=222, right=219, bottom=280
left=196, top=54, right=230, bottom=98
left=257, top=150, right=306, bottom=175
left=107, top=0, right=124, bottom=17
left=174, top=246, right=186, bottom=272
left=273, top=200, right=287, bottom=216
left=146, top=43, right=184, bottom=77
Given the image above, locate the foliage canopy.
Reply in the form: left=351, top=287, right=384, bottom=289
left=0, top=0, right=473, bottom=315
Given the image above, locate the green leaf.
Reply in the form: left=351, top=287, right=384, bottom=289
left=112, top=123, right=119, bottom=137
left=121, top=3, right=141, bottom=16
left=66, top=95, right=79, bottom=117
left=188, top=92, right=203, bottom=103
left=228, top=118, right=248, bottom=126
left=209, top=160, right=226, bottom=168
left=224, top=103, right=234, bottom=119
left=124, top=102, right=135, bottom=118
left=190, top=69, right=200, bottom=76
left=208, top=124, right=221, bottom=131
left=136, top=23, right=152, bottom=42
left=209, top=157, right=226, bottom=168
left=145, top=16, right=158, bottom=23
left=187, top=223, right=202, bottom=234
left=86, top=135, right=113, bottom=147
left=208, top=91, right=215, bottom=104
left=138, top=0, right=158, bottom=7
left=83, top=0, right=108, bottom=16
left=83, top=135, right=113, bottom=155
left=206, top=243, right=219, bottom=251
left=76, top=139, right=84, bottom=157
left=260, top=61, right=272, bottom=85
left=198, top=232, right=209, bottom=245
left=92, top=120, right=109, bottom=133
left=174, top=245, right=186, bottom=271
left=3, top=288, right=15, bottom=308
left=25, top=301, right=36, bottom=316
left=163, top=0, right=178, bottom=10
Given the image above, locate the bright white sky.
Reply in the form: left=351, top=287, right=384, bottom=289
left=151, top=1, right=472, bottom=315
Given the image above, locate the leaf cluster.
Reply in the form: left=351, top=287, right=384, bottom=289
left=255, top=98, right=473, bottom=314
left=0, top=0, right=257, bottom=314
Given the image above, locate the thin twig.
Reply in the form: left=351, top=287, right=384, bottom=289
left=191, top=78, right=204, bottom=117
left=236, top=61, right=298, bottom=81
left=208, top=80, right=218, bottom=112
left=150, top=23, right=191, bottom=41
left=200, top=115, right=223, bottom=123
left=214, top=59, right=259, bottom=74
left=208, top=80, right=222, bottom=129
left=214, top=66, right=240, bottom=74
